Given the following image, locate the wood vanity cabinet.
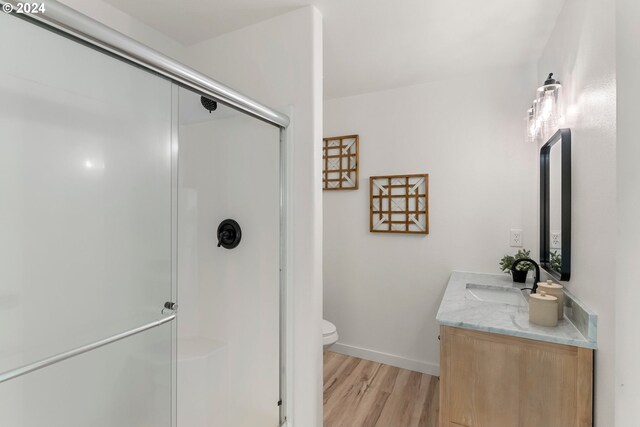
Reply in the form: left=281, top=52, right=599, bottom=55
left=439, top=325, right=593, bottom=427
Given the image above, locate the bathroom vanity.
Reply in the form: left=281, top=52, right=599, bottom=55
left=436, top=272, right=596, bottom=427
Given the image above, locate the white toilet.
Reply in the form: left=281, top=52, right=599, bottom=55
left=323, top=319, right=339, bottom=350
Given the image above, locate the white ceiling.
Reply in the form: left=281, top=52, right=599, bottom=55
left=103, top=0, right=565, bottom=99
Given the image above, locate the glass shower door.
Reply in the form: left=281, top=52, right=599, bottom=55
left=0, top=11, right=176, bottom=427
left=177, top=87, right=282, bottom=427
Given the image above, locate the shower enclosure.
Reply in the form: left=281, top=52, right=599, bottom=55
left=0, top=2, right=289, bottom=426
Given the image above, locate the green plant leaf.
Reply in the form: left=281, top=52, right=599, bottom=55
left=499, top=249, right=535, bottom=272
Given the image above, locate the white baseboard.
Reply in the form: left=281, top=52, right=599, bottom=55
left=329, top=342, right=440, bottom=377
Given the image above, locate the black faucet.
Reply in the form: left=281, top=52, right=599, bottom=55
left=511, top=258, right=541, bottom=293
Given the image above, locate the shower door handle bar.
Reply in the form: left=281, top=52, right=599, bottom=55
left=0, top=313, right=176, bottom=384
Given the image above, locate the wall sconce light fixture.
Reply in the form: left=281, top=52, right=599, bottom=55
left=526, top=73, right=563, bottom=143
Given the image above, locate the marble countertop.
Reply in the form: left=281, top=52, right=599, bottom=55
left=436, top=271, right=597, bottom=349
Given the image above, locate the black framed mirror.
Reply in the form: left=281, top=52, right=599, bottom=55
left=540, top=128, right=571, bottom=281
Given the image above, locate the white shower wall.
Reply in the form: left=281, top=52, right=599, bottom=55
left=177, top=102, right=281, bottom=427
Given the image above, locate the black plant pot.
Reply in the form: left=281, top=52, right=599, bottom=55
left=511, top=269, right=528, bottom=283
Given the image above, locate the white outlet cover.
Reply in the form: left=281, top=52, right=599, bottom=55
left=551, top=231, right=561, bottom=249
left=510, top=229, right=523, bottom=247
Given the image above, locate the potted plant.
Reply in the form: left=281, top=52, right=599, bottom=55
left=499, top=249, right=535, bottom=283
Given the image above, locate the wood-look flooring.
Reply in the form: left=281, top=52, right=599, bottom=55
left=323, top=351, right=439, bottom=427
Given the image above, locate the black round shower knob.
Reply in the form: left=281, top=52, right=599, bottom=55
left=217, top=219, right=241, bottom=249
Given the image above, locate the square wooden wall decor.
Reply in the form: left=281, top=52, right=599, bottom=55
left=323, top=135, right=359, bottom=190
left=370, top=174, right=429, bottom=234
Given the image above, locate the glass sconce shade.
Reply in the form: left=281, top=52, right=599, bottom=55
left=525, top=73, right=563, bottom=143
left=536, top=73, right=563, bottom=135
left=526, top=107, right=537, bottom=143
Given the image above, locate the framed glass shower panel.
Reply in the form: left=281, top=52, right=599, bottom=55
left=0, top=12, right=175, bottom=426
left=177, top=87, right=281, bottom=427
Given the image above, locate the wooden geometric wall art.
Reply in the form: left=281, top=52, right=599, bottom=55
left=323, top=135, right=359, bottom=190
left=370, top=174, right=429, bottom=234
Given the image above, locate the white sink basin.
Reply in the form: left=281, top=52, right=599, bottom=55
left=465, top=283, right=528, bottom=307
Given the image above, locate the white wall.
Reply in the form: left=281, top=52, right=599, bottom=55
left=537, top=0, right=617, bottom=425
left=616, top=0, right=640, bottom=425
left=184, top=8, right=324, bottom=427
left=323, top=64, right=538, bottom=375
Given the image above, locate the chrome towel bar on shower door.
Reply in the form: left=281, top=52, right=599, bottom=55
left=0, top=312, right=176, bottom=384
